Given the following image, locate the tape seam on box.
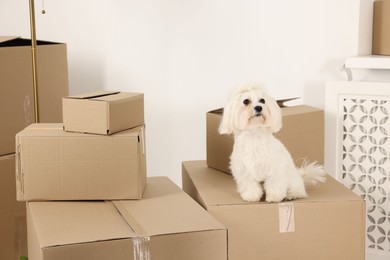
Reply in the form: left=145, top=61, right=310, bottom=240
left=24, top=95, right=33, bottom=126
left=133, top=236, right=151, bottom=260
left=16, top=144, right=24, bottom=195
left=278, top=202, right=295, bottom=233
left=111, top=201, right=151, bottom=259
left=140, top=127, right=146, bottom=156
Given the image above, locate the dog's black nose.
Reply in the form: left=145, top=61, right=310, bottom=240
left=254, top=106, right=262, bottom=113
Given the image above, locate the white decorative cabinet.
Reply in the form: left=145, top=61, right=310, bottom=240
left=325, top=81, right=390, bottom=260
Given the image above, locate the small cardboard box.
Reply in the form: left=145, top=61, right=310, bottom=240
left=182, top=161, right=365, bottom=260
left=372, top=0, right=390, bottom=55
left=0, top=36, right=68, bottom=156
left=207, top=103, right=324, bottom=174
left=63, top=91, right=144, bottom=135
left=27, top=177, right=227, bottom=260
left=16, top=123, right=146, bottom=201
left=0, top=154, right=27, bottom=260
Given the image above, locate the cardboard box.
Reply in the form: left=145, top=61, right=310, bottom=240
left=372, top=0, right=390, bottom=55
left=0, top=154, right=27, bottom=260
left=63, top=91, right=144, bottom=135
left=182, top=160, right=365, bottom=260
left=207, top=104, right=324, bottom=174
left=27, top=177, right=227, bottom=260
left=16, top=123, right=146, bottom=201
left=0, top=36, right=68, bottom=156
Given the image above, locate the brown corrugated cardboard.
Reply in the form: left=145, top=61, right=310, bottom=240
left=63, top=91, right=144, bottom=135
left=0, top=154, right=27, bottom=259
left=182, top=161, right=365, bottom=260
left=373, top=0, right=390, bottom=55
left=27, top=201, right=134, bottom=260
left=207, top=104, right=324, bottom=174
left=114, top=177, right=227, bottom=260
left=0, top=36, right=68, bottom=156
left=16, top=123, right=146, bottom=201
left=27, top=177, right=227, bottom=260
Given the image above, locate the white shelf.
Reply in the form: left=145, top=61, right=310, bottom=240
left=345, top=55, right=390, bottom=69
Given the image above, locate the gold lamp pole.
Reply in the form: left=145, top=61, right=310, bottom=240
left=29, top=0, right=39, bottom=123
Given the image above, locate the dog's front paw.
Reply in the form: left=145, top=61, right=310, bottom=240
left=286, top=190, right=307, bottom=201
left=240, top=187, right=263, bottom=202
left=265, top=192, right=286, bottom=203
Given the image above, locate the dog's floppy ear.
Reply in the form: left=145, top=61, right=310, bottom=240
left=218, top=99, right=235, bottom=135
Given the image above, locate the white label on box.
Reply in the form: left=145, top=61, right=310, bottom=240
left=278, top=203, right=295, bottom=233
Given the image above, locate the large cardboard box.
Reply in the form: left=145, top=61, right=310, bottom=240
left=63, top=91, right=144, bottom=135
left=27, top=177, right=227, bottom=260
left=0, top=154, right=27, bottom=260
left=16, top=123, right=146, bottom=201
left=207, top=104, right=324, bottom=174
left=372, top=0, right=390, bottom=55
left=182, top=161, right=365, bottom=260
left=0, top=36, right=68, bottom=156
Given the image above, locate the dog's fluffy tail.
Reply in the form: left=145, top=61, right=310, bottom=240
left=298, top=160, right=326, bottom=186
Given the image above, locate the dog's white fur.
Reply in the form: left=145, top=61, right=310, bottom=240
left=219, top=83, right=326, bottom=202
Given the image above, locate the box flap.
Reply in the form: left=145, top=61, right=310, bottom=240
left=277, top=97, right=300, bottom=108
left=94, top=92, right=143, bottom=102
left=182, top=161, right=363, bottom=207
left=15, top=123, right=65, bottom=138
left=279, top=104, right=322, bottom=117
left=65, top=91, right=142, bottom=102
left=209, top=108, right=223, bottom=115
left=66, top=90, right=120, bottom=99
left=17, top=123, right=142, bottom=138
left=0, top=36, right=20, bottom=44
left=28, top=201, right=135, bottom=248
left=113, top=177, right=225, bottom=237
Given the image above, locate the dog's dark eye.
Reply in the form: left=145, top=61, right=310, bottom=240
left=243, top=99, right=251, bottom=105
left=259, top=98, right=265, bottom=104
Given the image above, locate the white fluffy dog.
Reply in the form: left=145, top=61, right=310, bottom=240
left=219, top=83, right=325, bottom=202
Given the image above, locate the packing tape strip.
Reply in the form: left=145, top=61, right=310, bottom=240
left=23, top=95, right=33, bottom=126
left=278, top=202, right=295, bottom=233
left=16, top=144, right=24, bottom=195
left=140, top=127, right=146, bottom=156
left=133, top=236, right=151, bottom=260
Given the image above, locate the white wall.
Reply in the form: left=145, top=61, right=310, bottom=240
left=0, top=0, right=365, bottom=186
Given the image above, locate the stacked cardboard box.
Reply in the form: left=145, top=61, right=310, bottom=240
left=27, top=177, right=227, bottom=260
left=206, top=101, right=324, bottom=174
left=0, top=37, right=68, bottom=156
left=182, top=104, right=366, bottom=260
left=0, top=155, right=27, bottom=260
left=18, top=91, right=228, bottom=259
left=372, top=0, right=390, bottom=55
left=16, top=91, right=147, bottom=201
left=0, top=36, right=68, bottom=259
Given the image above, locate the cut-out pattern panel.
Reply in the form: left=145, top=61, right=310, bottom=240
left=341, top=96, right=390, bottom=253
